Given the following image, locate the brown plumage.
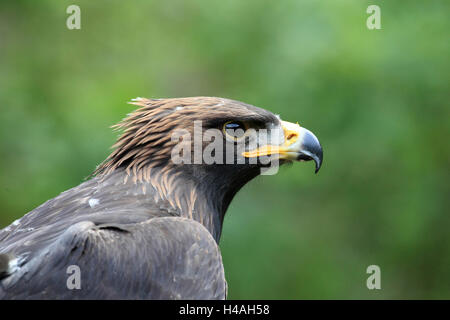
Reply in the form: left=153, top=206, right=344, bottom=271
left=0, top=97, right=323, bottom=299
left=95, top=97, right=276, bottom=179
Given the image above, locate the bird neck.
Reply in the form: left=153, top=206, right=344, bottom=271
left=165, top=164, right=261, bottom=242
left=108, top=164, right=260, bottom=243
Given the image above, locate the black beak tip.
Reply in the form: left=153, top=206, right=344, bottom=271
left=296, top=148, right=323, bottom=174
left=297, top=131, right=323, bottom=173
left=314, top=157, right=322, bottom=174
left=313, top=151, right=323, bottom=174
left=301, top=130, right=323, bottom=174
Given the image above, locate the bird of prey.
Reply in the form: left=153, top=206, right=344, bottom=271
left=0, top=97, right=322, bottom=299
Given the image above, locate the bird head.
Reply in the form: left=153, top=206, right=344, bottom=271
left=95, top=97, right=322, bottom=181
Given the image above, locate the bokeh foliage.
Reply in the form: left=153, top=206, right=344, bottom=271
left=0, top=0, right=448, bottom=299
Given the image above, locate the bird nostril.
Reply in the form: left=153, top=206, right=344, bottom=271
left=287, top=133, right=297, bottom=140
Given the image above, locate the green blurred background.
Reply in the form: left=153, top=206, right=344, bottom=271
left=0, top=0, right=448, bottom=299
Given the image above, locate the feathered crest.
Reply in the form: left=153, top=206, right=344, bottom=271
left=93, top=97, right=232, bottom=181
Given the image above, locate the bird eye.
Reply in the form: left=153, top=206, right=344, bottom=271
left=223, top=121, right=247, bottom=141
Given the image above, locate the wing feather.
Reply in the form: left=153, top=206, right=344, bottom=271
left=0, top=217, right=226, bottom=299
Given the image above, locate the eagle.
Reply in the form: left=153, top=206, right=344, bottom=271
left=0, top=97, right=322, bottom=299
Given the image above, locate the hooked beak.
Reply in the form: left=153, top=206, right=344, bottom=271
left=242, top=120, right=323, bottom=173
